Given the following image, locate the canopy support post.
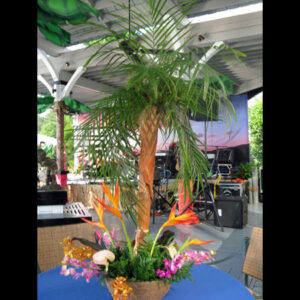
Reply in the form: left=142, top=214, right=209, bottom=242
left=38, top=48, right=87, bottom=177
left=37, top=75, right=53, bottom=96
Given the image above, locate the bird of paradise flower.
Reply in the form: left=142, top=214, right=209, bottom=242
left=82, top=181, right=214, bottom=261
left=150, top=203, right=214, bottom=257
left=82, top=181, right=134, bottom=260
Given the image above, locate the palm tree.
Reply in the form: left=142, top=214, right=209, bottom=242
left=74, top=0, right=240, bottom=249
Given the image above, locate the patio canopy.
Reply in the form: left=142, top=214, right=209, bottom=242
left=37, top=0, right=262, bottom=106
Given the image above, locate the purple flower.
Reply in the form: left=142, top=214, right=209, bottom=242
left=68, top=258, right=88, bottom=268
left=89, top=262, right=100, bottom=270
left=103, top=232, right=111, bottom=247
left=156, top=254, right=186, bottom=279
left=110, top=230, right=122, bottom=247
left=82, top=268, right=99, bottom=283
left=156, top=269, right=171, bottom=279
left=60, top=266, right=76, bottom=277
left=94, top=230, right=102, bottom=245
left=173, top=254, right=185, bottom=268
left=60, top=265, right=68, bottom=276
left=165, top=270, right=172, bottom=278
left=156, top=269, right=166, bottom=278
left=73, top=272, right=82, bottom=280
left=155, top=250, right=214, bottom=280
left=184, top=250, right=213, bottom=265
left=61, top=256, right=100, bottom=283
left=69, top=268, right=76, bottom=276
left=163, top=259, right=171, bottom=269
left=110, top=229, right=117, bottom=240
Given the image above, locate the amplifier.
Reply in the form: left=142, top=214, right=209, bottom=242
left=210, top=182, right=245, bottom=197
left=217, top=164, right=231, bottom=177
left=214, top=196, right=248, bottom=228
left=37, top=202, right=92, bottom=227
left=37, top=205, right=64, bottom=214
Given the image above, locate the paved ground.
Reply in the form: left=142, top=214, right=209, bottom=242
left=89, top=200, right=262, bottom=290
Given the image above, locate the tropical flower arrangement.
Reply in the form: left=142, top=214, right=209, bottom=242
left=60, top=181, right=215, bottom=299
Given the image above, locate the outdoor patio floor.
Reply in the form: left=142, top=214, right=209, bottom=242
left=88, top=201, right=263, bottom=290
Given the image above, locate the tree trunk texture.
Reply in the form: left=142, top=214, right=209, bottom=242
left=134, top=106, right=159, bottom=251
left=54, top=101, right=65, bottom=173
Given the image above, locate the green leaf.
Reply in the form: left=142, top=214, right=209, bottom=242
left=157, top=230, right=175, bottom=246
left=71, top=237, right=103, bottom=251
left=229, top=48, right=247, bottom=57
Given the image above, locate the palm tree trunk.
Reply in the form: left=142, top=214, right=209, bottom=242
left=134, top=106, right=159, bottom=251
left=54, top=101, right=65, bottom=173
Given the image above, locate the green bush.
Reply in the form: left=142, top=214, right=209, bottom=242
left=249, top=97, right=263, bottom=169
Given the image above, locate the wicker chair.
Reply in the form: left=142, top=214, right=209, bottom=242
left=37, top=222, right=95, bottom=273
left=242, top=226, right=263, bottom=299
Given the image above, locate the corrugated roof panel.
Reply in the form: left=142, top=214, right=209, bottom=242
left=38, top=0, right=262, bottom=99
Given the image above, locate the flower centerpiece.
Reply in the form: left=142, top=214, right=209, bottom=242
left=60, top=181, right=215, bottom=300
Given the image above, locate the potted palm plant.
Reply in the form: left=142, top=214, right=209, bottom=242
left=74, top=0, right=240, bottom=259
left=61, top=180, right=215, bottom=299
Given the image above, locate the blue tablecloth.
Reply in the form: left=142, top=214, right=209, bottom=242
left=38, top=264, right=254, bottom=300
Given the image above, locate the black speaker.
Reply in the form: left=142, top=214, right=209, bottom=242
left=37, top=190, right=68, bottom=206
left=155, top=151, right=177, bottom=176
left=155, top=156, right=167, bottom=167
left=214, top=196, right=248, bottom=228
left=216, top=149, right=234, bottom=164
left=153, top=167, right=163, bottom=183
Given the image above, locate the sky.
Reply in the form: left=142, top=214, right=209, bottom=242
left=248, top=91, right=262, bottom=108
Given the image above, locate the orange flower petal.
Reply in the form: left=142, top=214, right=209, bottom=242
left=100, top=200, right=122, bottom=220
left=162, top=220, right=180, bottom=228
left=187, top=238, right=215, bottom=246
left=162, top=203, right=197, bottom=228
left=115, top=181, right=119, bottom=203
left=161, top=203, right=177, bottom=228
left=91, top=199, right=108, bottom=231
left=93, top=199, right=104, bottom=222
left=102, top=182, right=116, bottom=206
left=81, top=218, right=107, bottom=231
left=162, top=217, right=197, bottom=228
left=169, top=203, right=177, bottom=219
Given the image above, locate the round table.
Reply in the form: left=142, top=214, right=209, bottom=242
left=38, top=264, right=254, bottom=300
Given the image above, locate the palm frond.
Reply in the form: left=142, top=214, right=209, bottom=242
left=171, top=106, right=209, bottom=199
left=73, top=0, right=242, bottom=224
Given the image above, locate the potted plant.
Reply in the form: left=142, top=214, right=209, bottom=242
left=74, top=0, right=241, bottom=250
left=60, top=181, right=215, bottom=299
left=233, top=163, right=253, bottom=180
